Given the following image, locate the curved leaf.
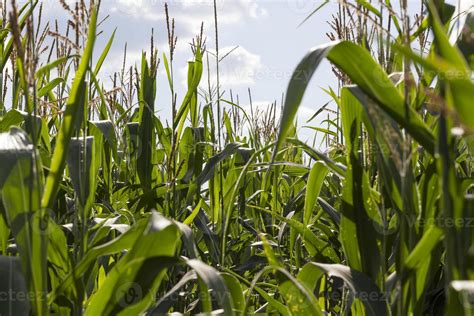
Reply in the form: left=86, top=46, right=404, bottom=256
left=299, top=262, right=388, bottom=316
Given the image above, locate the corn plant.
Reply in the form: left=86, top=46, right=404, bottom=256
left=0, top=0, right=473, bottom=315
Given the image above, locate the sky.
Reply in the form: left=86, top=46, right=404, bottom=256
left=59, top=0, right=342, bottom=132
left=15, top=0, right=474, bottom=146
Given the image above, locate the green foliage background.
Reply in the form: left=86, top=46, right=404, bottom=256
left=0, top=0, right=473, bottom=315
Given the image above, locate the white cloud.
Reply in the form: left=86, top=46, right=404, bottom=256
left=109, top=0, right=162, bottom=21
left=180, top=0, right=267, bottom=21
left=109, top=0, right=267, bottom=27
left=218, top=46, right=263, bottom=86
left=179, top=45, right=263, bottom=88
left=108, top=50, right=141, bottom=71
left=95, top=49, right=143, bottom=88
left=103, top=0, right=268, bottom=58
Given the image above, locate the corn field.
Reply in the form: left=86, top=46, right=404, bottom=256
left=0, top=0, right=473, bottom=315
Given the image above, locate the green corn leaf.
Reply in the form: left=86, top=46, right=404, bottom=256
left=49, top=217, right=151, bottom=303
left=84, top=212, right=181, bottom=315
left=0, top=127, right=47, bottom=315
left=257, top=209, right=339, bottom=262
left=276, top=266, right=323, bottom=316
left=35, top=55, right=77, bottom=79
left=299, top=263, right=388, bottom=316
left=149, top=271, right=196, bottom=313
left=90, top=120, right=118, bottom=161
left=221, top=273, right=246, bottom=316
left=93, top=29, right=116, bottom=76
left=183, top=199, right=203, bottom=225
left=428, top=1, right=470, bottom=72
left=427, top=1, right=474, bottom=130
left=273, top=42, right=336, bottom=159
left=137, top=53, right=157, bottom=191
left=276, top=41, right=435, bottom=156
left=403, top=225, right=444, bottom=272
left=288, top=138, right=346, bottom=177
left=186, top=259, right=235, bottom=316
left=326, top=42, right=435, bottom=153
left=304, top=162, right=329, bottom=225
left=0, top=109, right=25, bottom=132
left=196, top=142, right=242, bottom=186
left=174, top=47, right=203, bottom=131
left=42, top=6, right=98, bottom=210
left=247, top=265, right=323, bottom=316
left=457, top=12, right=474, bottom=67
left=37, top=78, right=65, bottom=98
left=66, top=136, right=97, bottom=219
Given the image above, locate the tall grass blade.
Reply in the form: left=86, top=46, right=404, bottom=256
left=41, top=6, right=98, bottom=210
